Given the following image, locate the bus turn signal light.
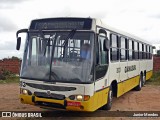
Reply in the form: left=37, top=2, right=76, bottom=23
left=83, top=95, right=90, bottom=101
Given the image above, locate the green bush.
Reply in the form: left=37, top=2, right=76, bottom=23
left=0, top=69, right=19, bottom=84
left=0, top=69, right=15, bottom=80
left=146, top=70, right=160, bottom=85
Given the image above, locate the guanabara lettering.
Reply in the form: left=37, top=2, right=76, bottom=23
left=125, top=65, right=136, bottom=73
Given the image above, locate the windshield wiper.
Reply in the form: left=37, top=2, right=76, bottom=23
left=63, top=29, right=76, bottom=58
left=43, top=34, right=56, bottom=56
left=49, top=34, right=59, bottom=81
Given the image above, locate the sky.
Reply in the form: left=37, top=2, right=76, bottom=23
left=0, top=0, right=160, bottom=59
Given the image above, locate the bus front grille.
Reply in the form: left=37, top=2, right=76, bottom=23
left=26, top=83, right=76, bottom=91
left=34, top=92, right=65, bottom=100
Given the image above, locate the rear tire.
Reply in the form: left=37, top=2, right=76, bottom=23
left=135, top=75, right=143, bottom=91
left=142, top=75, right=146, bottom=87
left=103, top=86, right=113, bottom=110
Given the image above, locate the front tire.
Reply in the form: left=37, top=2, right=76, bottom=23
left=103, top=86, right=113, bottom=110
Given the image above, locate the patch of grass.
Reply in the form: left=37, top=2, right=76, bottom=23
left=146, top=71, right=160, bottom=85
left=0, top=69, right=20, bottom=84
left=0, top=76, right=19, bottom=84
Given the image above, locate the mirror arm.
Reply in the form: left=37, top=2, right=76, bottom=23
left=16, top=29, right=28, bottom=38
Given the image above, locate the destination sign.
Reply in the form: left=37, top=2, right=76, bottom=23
left=29, top=18, right=92, bottom=30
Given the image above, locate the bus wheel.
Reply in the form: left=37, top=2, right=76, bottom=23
left=103, top=86, right=113, bottom=110
left=142, top=75, right=146, bottom=87
left=135, top=75, right=143, bottom=91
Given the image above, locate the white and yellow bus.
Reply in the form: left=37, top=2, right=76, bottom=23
left=16, top=17, right=153, bottom=112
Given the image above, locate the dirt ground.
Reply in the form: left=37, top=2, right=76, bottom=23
left=0, top=83, right=160, bottom=120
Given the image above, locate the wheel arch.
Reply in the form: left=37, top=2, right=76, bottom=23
left=110, top=80, right=118, bottom=97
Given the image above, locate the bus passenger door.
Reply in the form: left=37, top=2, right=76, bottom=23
left=94, top=33, right=109, bottom=108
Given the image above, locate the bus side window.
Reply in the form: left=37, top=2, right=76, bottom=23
left=147, top=45, right=150, bottom=59
left=149, top=46, right=152, bottom=59
left=146, top=45, right=148, bottom=59
left=134, top=41, right=138, bottom=59
left=139, top=43, right=142, bottom=59
left=99, top=36, right=108, bottom=64
left=128, top=40, right=133, bottom=60
left=143, top=44, right=146, bottom=59
left=120, top=37, right=127, bottom=61
left=110, top=34, right=119, bottom=61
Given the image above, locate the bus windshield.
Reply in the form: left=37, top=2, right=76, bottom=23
left=21, top=31, right=94, bottom=83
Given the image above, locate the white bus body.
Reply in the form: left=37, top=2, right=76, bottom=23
left=16, top=18, right=153, bottom=111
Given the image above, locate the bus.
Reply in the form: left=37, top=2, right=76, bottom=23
left=16, top=17, right=153, bottom=111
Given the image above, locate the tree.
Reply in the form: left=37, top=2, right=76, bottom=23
left=11, top=56, right=20, bottom=60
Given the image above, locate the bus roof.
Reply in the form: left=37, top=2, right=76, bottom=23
left=30, top=17, right=152, bottom=46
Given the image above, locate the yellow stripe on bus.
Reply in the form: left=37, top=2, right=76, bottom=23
left=117, top=75, right=140, bottom=97
left=146, top=70, right=153, bottom=80
left=117, top=70, right=153, bottom=97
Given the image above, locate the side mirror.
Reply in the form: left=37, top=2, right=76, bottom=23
left=16, top=37, right=21, bottom=50
left=103, top=38, right=109, bottom=51
left=16, top=28, right=28, bottom=50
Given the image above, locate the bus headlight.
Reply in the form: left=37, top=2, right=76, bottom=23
left=20, top=88, right=32, bottom=95
left=22, top=89, right=28, bottom=95
left=76, top=95, right=83, bottom=101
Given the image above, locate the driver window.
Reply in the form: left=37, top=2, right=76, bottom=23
left=96, top=35, right=108, bottom=80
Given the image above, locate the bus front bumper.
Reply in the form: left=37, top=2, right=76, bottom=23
left=20, top=87, right=109, bottom=112
left=20, top=94, right=100, bottom=112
